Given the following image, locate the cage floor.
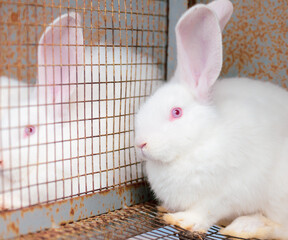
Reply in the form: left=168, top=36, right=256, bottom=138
left=19, top=202, right=251, bottom=240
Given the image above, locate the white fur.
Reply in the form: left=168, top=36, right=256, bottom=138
left=0, top=13, right=162, bottom=209
left=136, top=79, right=288, bottom=235
left=135, top=1, right=288, bottom=239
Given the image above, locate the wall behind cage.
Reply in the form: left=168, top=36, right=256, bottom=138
left=196, top=0, right=288, bottom=88
left=0, top=0, right=168, bottom=83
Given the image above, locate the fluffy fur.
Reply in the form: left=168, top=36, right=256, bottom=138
left=0, top=13, right=161, bottom=209
left=135, top=0, right=288, bottom=239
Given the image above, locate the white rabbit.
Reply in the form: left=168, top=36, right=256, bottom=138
left=0, top=12, right=162, bottom=209
left=0, top=76, right=30, bottom=109
left=134, top=0, right=288, bottom=239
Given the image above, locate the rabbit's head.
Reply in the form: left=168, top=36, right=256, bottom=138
left=135, top=0, right=233, bottom=163
left=0, top=12, right=83, bottom=208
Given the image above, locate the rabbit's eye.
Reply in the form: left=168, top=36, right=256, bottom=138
left=171, top=107, right=183, bottom=119
left=24, top=125, right=36, bottom=137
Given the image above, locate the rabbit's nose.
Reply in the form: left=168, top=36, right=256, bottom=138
left=0, top=159, right=3, bottom=167
left=138, top=143, right=147, bottom=150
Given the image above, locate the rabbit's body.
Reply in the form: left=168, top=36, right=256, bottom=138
left=0, top=13, right=160, bottom=209
left=144, top=78, right=288, bottom=228
left=0, top=76, right=30, bottom=109
left=135, top=0, right=288, bottom=238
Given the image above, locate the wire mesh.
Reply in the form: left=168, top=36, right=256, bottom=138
left=0, top=0, right=168, bottom=210
left=18, top=202, right=257, bottom=240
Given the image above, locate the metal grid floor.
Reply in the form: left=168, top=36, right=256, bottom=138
left=18, top=202, right=250, bottom=240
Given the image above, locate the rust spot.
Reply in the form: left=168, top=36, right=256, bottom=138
left=70, top=208, right=75, bottom=217
left=50, top=214, right=55, bottom=225
left=59, top=221, right=67, bottom=226
left=74, top=204, right=78, bottom=212
left=117, top=186, right=125, bottom=197
left=56, top=208, right=59, bottom=213
left=99, top=189, right=110, bottom=196
left=10, top=12, right=18, bottom=22
left=0, top=209, right=12, bottom=221
left=7, top=222, right=19, bottom=234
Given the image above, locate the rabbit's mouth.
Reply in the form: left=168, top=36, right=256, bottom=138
left=136, top=146, right=150, bottom=161
left=139, top=149, right=148, bottom=159
left=137, top=149, right=161, bottom=163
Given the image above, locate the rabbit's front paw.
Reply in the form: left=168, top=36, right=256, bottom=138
left=163, top=211, right=209, bottom=233
left=220, top=214, right=278, bottom=239
left=157, top=205, right=169, bottom=213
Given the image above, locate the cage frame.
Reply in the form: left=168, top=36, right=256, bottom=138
left=1, top=0, right=286, bottom=238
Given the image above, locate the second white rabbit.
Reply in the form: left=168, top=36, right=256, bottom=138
left=0, top=12, right=162, bottom=209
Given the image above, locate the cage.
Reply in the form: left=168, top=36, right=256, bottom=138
left=0, top=0, right=287, bottom=239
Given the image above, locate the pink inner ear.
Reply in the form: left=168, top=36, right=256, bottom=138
left=175, top=6, right=223, bottom=103
left=207, top=0, right=233, bottom=31
left=38, top=13, right=83, bottom=105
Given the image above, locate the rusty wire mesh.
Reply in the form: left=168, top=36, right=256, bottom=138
left=0, top=0, right=168, bottom=210
left=18, top=202, right=256, bottom=240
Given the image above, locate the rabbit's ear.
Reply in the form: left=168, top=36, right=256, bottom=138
left=175, top=5, right=223, bottom=103
left=207, top=0, right=233, bottom=31
left=38, top=12, right=83, bottom=106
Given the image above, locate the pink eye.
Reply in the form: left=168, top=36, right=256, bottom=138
left=171, top=107, right=183, bottom=119
left=24, top=125, right=36, bottom=137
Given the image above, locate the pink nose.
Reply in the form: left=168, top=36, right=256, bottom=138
left=138, top=143, right=147, bottom=149
left=0, top=159, right=3, bottom=167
